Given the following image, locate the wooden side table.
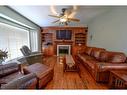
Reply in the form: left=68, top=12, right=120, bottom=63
left=109, top=70, right=127, bottom=89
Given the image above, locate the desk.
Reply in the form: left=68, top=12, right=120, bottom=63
left=109, top=70, right=127, bottom=89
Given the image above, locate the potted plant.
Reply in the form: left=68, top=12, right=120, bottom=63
left=0, top=49, right=8, bottom=64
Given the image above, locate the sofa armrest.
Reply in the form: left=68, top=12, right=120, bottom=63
left=95, top=62, right=127, bottom=72
left=24, top=53, right=43, bottom=65
left=31, top=52, right=42, bottom=55
left=25, top=53, right=42, bottom=58
left=0, top=63, right=21, bottom=78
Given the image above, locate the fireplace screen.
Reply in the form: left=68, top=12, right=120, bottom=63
left=59, top=46, right=69, bottom=55
left=57, top=45, right=71, bottom=56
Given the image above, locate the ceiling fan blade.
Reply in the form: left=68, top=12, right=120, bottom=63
left=48, top=15, right=61, bottom=18
left=52, top=20, right=60, bottom=23
left=68, top=18, right=80, bottom=22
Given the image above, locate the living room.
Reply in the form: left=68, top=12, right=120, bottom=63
left=0, top=1, right=127, bottom=95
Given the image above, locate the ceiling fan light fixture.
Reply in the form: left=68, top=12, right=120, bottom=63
left=60, top=18, right=67, bottom=22
left=49, top=6, right=80, bottom=25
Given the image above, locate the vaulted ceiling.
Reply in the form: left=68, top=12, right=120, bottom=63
left=10, top=6, right=112, bottom=27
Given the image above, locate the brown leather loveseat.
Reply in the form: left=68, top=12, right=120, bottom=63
left=77, top=46, right=127, bottom=83
left=0, top=62, right=37, bottom=89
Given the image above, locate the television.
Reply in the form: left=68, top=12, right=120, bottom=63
left=56, top=30, right=72, bottom=40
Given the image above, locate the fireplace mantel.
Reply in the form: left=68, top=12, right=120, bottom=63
left=54, top=40, right=73, bottom=44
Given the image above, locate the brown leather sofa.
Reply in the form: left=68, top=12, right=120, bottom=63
left=0, top=62, right=37, bottom=89
left=77, top=46, right=127, bottom=83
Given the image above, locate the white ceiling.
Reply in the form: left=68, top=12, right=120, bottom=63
left=10, top=6, right=112, bottom=27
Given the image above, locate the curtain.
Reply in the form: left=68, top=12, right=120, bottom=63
left=29, top=29, right=38, bottom=52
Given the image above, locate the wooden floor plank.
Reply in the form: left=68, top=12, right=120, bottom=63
left=44, top=56, right=108, bottom=89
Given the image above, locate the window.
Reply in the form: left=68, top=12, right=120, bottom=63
left=0, top=22, right=29, bottom=61
left=29, top=29, right=38, bottom=52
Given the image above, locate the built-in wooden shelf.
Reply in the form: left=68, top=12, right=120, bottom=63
left=41, top=27, right=88, bottom=56
left=41, top=33, right=53, bottom=45
left=75, top=33, right=87, bottom=45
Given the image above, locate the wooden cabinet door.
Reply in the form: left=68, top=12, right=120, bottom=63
left=44, top=45, right=54, bottom=56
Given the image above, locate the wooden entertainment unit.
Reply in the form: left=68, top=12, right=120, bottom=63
left=41, top=26, right=88, bottom=56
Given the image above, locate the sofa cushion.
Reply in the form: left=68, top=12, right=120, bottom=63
left=90, top=47, right=105, bottom=60
left=99, top=51, right=126, bottom=63
left=78, top=53, right=96, bottom=61
left=0, top=71, right=24, bottom=86
left=84, top=47, right=93, bottom=55
left=78, top=53, right=98, bottom=70
left=85, top=59, right=99, bottom=69
left=0, top=63, right=19, bottom=78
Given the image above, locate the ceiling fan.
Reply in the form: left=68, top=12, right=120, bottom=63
left=49, top=7, right=80, bottom=25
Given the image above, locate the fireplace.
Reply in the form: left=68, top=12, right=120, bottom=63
left=57, top=45, right=71, bottom=56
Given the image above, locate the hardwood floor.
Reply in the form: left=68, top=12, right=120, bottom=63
left=43, top=56, right=108, bottom=89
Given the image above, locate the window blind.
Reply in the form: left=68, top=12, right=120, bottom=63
left=0, top=22, right=29, bottom=61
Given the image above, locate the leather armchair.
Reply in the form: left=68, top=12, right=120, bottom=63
left=20, top=45, right=43, bottom=65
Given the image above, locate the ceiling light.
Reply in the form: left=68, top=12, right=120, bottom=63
left=60, top=18, right=67, bottom=22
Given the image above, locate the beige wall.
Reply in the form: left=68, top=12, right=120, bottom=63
left=88, top=7, right=127, bottom=55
